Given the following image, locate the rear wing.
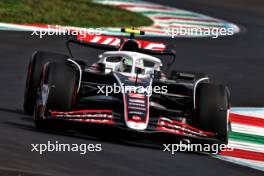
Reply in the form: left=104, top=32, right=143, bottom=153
left=67, top=34, right=167, bottom=51
left=66, top=28, right=176, bottom=67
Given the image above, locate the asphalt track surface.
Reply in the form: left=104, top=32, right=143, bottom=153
left=0, top=0, right=264, bottom=175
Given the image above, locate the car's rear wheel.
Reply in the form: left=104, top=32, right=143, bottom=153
left=24, top=51, right=68, bottom=115
left=34, top=61, right=77, bottom=129
left=195, top=83, right=229, bottom=144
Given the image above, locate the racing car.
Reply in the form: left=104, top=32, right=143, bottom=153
left=24, top=28, right=230, bottom=145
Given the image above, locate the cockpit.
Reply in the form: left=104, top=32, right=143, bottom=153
left=99, top=51, right=162, bottom=76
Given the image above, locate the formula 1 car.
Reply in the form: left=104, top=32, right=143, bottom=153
left=24, top=28, right=230, bottom=145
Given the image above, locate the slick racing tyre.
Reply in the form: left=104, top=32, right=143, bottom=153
left=195, top=83, right=229, bottom=143
left=34, top=61, right=77, bottom=129
left=24, top=51, right=68, bottom=115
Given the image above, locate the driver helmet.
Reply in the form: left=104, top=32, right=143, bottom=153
left=119, top=57, right=133, bottom=72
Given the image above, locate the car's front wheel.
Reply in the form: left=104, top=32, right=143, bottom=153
left=24, top=51, right=69, bottom=115
left=34, top=61, right=78, bottom=129
left=195, top=83, right=229, bottom=144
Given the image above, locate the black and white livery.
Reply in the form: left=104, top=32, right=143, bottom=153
left=24, top=28, right=230, bottom=145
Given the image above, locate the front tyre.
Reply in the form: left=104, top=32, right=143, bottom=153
left=24, top=51, right=68, bottom=115
left=195, top=83, right=229, bottom=144
left=34, top=61, right=78, bottom=129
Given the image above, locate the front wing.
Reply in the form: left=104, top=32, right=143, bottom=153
left=49, top=109, right=217, bottom=140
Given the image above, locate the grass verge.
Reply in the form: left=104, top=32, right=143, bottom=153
left=0, top=0, right=153, bottom=27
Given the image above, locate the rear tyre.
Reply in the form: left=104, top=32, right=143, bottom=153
left=24, top=51, right=68, bottom=115
left=34, top=61, right=77, bottom=129
left=195, top=83, right=229, bottom=144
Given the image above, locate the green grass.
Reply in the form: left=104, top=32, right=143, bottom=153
left=0, top=0, right=153, bottom=27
